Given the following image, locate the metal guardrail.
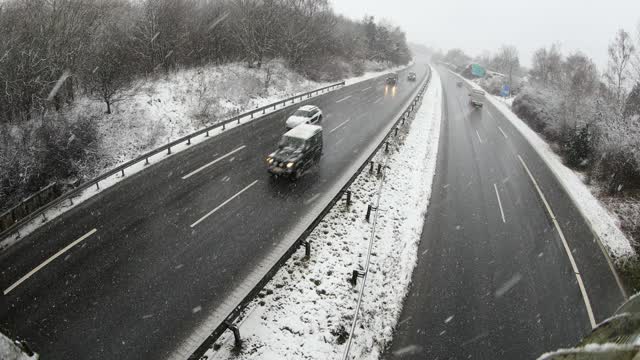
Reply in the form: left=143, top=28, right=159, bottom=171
left=0, top=81, right=345, bottom=241
left=188, top=67, right=432, bottom=359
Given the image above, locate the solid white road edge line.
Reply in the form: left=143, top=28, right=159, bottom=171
left=493, top=183, right=506, bottom=223
left=190, top=180, right=259, bottom=228
left=182, top=145, right=246, bottom=180
left=4, top=228, right=98, bottom=295
left=498, top=126, right=508, bottom=139
left=330, top=118, right=352, bottom=134
left=475, top=129, right=484, bottom=143
left=336, top=95, right=352, bottom=103
left=518, top=155, right=597, bottom=328
left=361, top=86, right=372, bottom=92
left=373, top=97, right=383, bottom=104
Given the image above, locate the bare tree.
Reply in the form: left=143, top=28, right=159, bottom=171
left=605, top=29, right=635, bottom=112
left=530, top=44, right=563, bottom=87
left=493, top=45, right=520, bottom=89
left=230, top=0, right=281, bottom=68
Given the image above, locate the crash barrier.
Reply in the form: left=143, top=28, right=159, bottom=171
left=0, top=183, right=61, bottom=234
left=0, top=82, right=345, bottom=241
left=188, top=67, right=432, bottom=359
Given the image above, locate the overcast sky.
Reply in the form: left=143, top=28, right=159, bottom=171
left=331, top=0, right=640, bottom=70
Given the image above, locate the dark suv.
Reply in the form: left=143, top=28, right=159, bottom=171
left=407, top=72, right=417, bottom=81
left=385, top=73, right=398, bottom=87
left=267, top=124, right=323, bottom=180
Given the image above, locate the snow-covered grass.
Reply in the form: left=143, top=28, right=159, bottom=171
left=452, top=71, right=635, bottom=262
left=1, top=60, right=409, bottom=251
left=202, top=68, right=442, bottom=360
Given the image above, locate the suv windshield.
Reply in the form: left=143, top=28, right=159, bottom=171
left=278, top=136, right=305, bottom=150
left=293, top=110, right=312, bottom=117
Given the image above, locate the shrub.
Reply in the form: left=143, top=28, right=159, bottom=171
left=512, top=89, right=553, bottom=135
left=560, top=123, right=599, bottom=169
left=592, top=143, right=640, bottom=194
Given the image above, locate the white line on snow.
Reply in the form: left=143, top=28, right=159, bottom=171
left=498, top=126, right=508, bottom=139
left=373, top=97, right=383, bottom=104
left=336, top=95, right=352, bottom=103
left=304, top=193, right=321, bottom=204
left=4, top=228, right=97, bottom=295
left=182, top=146, right=246, bottom=180
left=518, top=155, right=596, bottom=328
left=330, top=118, right=352, bottom=133
left=190, top=180, right=258, bottom=228
left=361, top=86, right=372, bottom=92
left=475, top=129, right=484, bottom=143
left=493, top=183, right=506, bottom=223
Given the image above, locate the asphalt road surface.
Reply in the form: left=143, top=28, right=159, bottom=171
left=0, top=64, right=429, bottom=359
left=385, top=67, right=627, bottom=359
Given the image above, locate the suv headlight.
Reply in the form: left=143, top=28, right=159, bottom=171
left=286, top=162, right=295, bottom=168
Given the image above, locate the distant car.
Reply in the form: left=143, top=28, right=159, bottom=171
left=266, top=124, right=323, bottom=180
left=469, top=89, right=485, bottom=107
left=285, top=105, right=322, bottom=130
left=407, top=72, right=417, bottom=81
left=456, top=81, right=463, bottom=87
left=385, top=73, right=398, bottom=87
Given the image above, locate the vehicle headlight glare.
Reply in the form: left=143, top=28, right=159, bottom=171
left=287, top=162, right=294, bottom=168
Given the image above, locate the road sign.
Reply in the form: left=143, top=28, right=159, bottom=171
left=500, top=85, right=510, bottom=97
left=471, top=64, right=486, bottom=77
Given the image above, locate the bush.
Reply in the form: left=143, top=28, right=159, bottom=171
left=560, top=123, right=599, bottom=169
left=0, top=115, right=98, bottom=212
left=592, top=143, right=640, bottom=194
left=512, top=89, right=554, bottom=135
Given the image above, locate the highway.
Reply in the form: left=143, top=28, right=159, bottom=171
left=0, top=64, right=429, bottom=359
left=385, top=67, right=627, bottom=359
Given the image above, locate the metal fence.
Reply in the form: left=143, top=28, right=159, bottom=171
left=0, top=81, right=345, bottom=241
left=188, top=67, right=432, bottom=359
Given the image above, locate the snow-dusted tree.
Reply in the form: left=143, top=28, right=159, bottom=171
left=493, top=45, right=520, bottom=89
left=530, top=44, right=563, bottom=87
left=623, top=82, right=640, bottom=121
left=85, top=5, right=135, bottom=114
left=230, top=0, right=282, bottom=68
left=605, top=29, right=635, bottom=112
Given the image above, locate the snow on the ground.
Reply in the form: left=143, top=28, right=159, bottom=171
left=202, top=68, right=442, bottom=360
left=454, top=72, right=635, bottom=261
left=1, top=60, right=409, bottom=250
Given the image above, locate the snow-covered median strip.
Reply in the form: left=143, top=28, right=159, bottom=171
left=202, top=69, right=442, bottom=360
left=453, top=72, right=634, bottom=261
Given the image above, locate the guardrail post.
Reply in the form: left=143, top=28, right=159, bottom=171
left=96, top=182, right=100, bottom=190
left=350, top=270, right=364, bottom=286
left=384, top=141, right=390, bottom=153
left=237, top=117, right=241, bottom=124
left=394, top=127, right=399, bottom=136
left=167, top=146, right=172, bottom=155
left=376, top=163, right=382, bottom=176
left=41, top=213, right=47, bottom=222
left=205, top=130, right=209, bottom=137
left=402, top=116, right=405, bottom=126
left=365, top=204, right=373, bottom=222
left=274, top=104, right=276, bottom=110
left=369, top=161, right=374, bottom=174
left=345, top=190, right=352, bottom=207
left=224, top=322, right=241, bottom=347
left=251, top=112, right=254, bottom=119
left=145, top=157, right=149, bottom=165
left=187, top=137, right=191, bottom=145
left=301, top=240, right=311, bottom=259
left=121, top=169, right=125, bottom=177
left=69, top=198, right=73, bottom=206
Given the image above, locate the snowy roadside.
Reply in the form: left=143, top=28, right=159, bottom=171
left=0, top=61, right=411, bottom=251
left=202, top=69, right=442, bottom=360
left=451, top=70, right=635, bottom=261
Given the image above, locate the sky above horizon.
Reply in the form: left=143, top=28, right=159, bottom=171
left=331, top=0, right=640, bottom=70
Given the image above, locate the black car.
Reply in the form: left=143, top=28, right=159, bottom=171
left=267, top=124, right=323, bottom=180
left=407, top=72, right=417, bottom=81
left=385, top=74, right=398, bottom=86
